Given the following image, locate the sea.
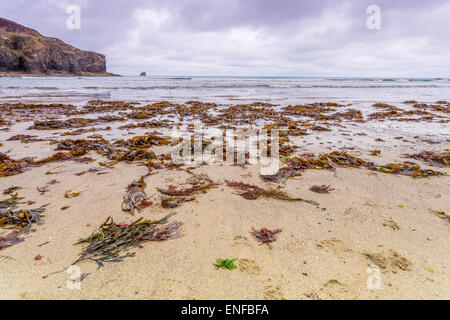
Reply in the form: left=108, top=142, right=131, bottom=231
left=0, top=76, right=448, bottom=106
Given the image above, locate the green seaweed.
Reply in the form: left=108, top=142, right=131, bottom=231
left=215, top=258, right=238, bottom=271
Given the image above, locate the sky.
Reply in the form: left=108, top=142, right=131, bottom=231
left=1, top=0, right=449, bottom=77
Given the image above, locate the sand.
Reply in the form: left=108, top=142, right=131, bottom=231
left=0, top=101, right=449, bottom=300
left=0, top=150, right=449, bottom=299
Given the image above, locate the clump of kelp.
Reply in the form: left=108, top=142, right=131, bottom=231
left=74, top=213, right=182, bottom=268
left=158, top=171, right=217, bottom=208
left=250, top=227, right=282, bottom=248
left=225, top=180, right=318, bottom=205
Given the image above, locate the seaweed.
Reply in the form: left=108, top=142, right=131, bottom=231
left=382, top=219, right=400, bottom=230
left=158, top=171, right=216, bottom=208
left=378, top=162, right=444, bottom=177
left=284, top=151, right=444, bottom=178
left=36, top=186, right=49, bottom=195
left=74, top=167, right=111, bottom=176
left=259, top=167, right=300, bottom=183
left=161, top=196, right=195, bottom=208
left=56, top=134, right=171, bottom=168
left=428, top=209, right=449, bottom=224
left=122, top=176, right=153, bottom=214
left=7, top=134, right=44, bottom=143
left=29, top=118, right=96, bottom=130
left=0, top=152, right=31, bottom=177
left=3, top=186, right=22, bottom=195
left=158, top=171, right=216, bottom=196
left=225, top=180, right=317, bottom=204
left=250, top=227, right=282, bottom=248
left=47, top=179, right=60, bottom=185
left=215, top=258, right=238, bottom=270
left=403, top=151, right=450, bottom=167
left=0, top=231, right=24, bottom=250
left=309, top=185, right=334, bottom=194
left=370, top=150, right=381, bottom=156
left=151, top=220, right=183, bottom=240
left=73, top=213, right=182, bottom=267
left=0, top=204, right=46, bottom=234
left=64, top=190, right=82, bottom=199
left=0, top=192, right=23, bottom=209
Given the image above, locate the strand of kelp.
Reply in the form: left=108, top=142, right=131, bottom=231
left=73, top=213, right=182, bottom=268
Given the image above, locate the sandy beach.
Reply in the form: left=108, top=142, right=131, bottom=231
left=0, top=100, right=449, bottom=300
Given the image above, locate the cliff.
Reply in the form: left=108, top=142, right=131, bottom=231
left=0, top=17, right=116, bottom=76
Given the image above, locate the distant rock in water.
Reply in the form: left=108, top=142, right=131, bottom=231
left=140, top=72, right=147, bottom=76
left=0, top=17, right=116, bottom=76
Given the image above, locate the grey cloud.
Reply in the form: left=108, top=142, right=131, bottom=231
left=0, top=0, right=449, bottom=76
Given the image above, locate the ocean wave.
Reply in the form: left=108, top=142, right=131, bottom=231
left=307, top=85, right=440, bottom=88
left=33, top=86, right=59, bottom=90
left=327, top=78, right=376, bottom=81
left=2, top=84, right=445, bottom=91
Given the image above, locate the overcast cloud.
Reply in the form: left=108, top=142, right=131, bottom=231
left=1, top=0, right=449, bottom=76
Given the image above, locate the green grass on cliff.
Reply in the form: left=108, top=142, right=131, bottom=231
left=0, top=45, right=24, bottom=57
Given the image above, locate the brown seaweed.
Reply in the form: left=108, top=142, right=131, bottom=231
left=64, top=190, right=82, bottom=199
left=158, top=171, right=216, bottom=196
left=3, top=186, right=22, bottom=195
left=309, top=185, right=335, bottom=194
left=73, top=213, right=182, bottom=267
left=122, top=179, right=153, bottom=215
left=0, top=192, right=23, bottom=209
left=161, top=196, right=195, bottom=208
left=403, top=151, right=450, bottom=167
left=7, top=134, right=44, bottom=143
left=378, top=162, right=445, bottom=177
left=158, top=171, right=216, bottom=208
left=428, top=209, right=449, bottom=224
left=37, top=186, right=49, bottom=195
left=0, top=204, right=46, bottom=234
left=0, top=152, right=31, bottom=177
left=225, top=180, right=318, bottom=205
left=250, top=227, right=282, bottom=248
left=0, top=231, right=24, bottom=250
